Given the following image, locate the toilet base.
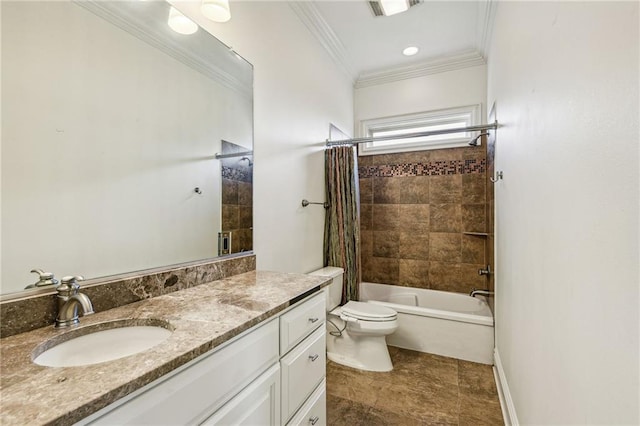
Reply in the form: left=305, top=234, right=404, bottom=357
left=326, top=330, right=394, bottom=372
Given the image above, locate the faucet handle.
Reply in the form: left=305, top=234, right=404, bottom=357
left=57, top=276, right=85, bottom=296
left=27, top=269, right=59, bottom=288
left=61, top=275, right=84, bottom=285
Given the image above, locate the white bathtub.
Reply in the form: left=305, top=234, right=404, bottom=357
left=359, top=282, right=495, bottom=365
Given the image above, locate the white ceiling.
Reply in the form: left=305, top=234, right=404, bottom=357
left=290, top=0, right=495, bottom=86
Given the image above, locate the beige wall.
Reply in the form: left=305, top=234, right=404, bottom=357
left=488, top=1, right=639, bottom=423
left=175, top=1, right=355, bottom=274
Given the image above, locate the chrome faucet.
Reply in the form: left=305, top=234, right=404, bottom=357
left=55, top=276, right=94, bottom=328
left=470, top=289, right=494, bottom=298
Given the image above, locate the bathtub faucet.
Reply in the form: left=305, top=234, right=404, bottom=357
left=478, top=265, right=492, bottom=276
left=470, top=289, right=494, bottom=298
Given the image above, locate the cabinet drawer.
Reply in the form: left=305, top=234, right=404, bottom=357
left=85, top=319, right=279, bottom=425
left=281, top=326, right=326, bottom=423
left=280, top=293, right=325, bottom=354
left=201, top=363, right=280, bottom=426
left=286, top=379, right=326, bottom=426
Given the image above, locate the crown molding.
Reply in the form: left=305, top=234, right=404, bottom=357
left=355, top=49, right=486, bottom=89
left=476, top=0, right=498, bottom=59
left=288, top=2, right=358, bottom=83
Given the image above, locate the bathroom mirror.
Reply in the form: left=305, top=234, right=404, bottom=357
left=1, top=0, right=253, bottom=295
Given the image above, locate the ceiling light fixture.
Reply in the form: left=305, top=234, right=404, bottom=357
left=380, top=0, right=408, bottom=16
left=402, top=46, right=419, bottom=56
left=201, top=0, right=231, bottom=23
left=369, top=0, right=421, bottom=17
left=168, top=7, right=198, bottom=35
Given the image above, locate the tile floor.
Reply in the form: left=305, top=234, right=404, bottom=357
left=326, top=346, right=504, bottom=425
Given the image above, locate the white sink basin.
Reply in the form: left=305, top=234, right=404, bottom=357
left=33, top=320, right=173, bottom=367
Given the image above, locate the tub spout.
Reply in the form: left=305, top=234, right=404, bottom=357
left=470, top=289, right=494, bottom=298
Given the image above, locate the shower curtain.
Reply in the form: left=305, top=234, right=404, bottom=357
left=324, top=145, right=360, bottom=304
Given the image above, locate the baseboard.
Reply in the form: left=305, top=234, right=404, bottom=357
left=493, top=348, right=519, bottom=426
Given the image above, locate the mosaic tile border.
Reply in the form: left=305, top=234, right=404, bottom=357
left=359, top=159, right=486, bottom=178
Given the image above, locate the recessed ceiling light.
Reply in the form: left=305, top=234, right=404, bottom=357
left=380, top=0, right=409, bottom=16
left=403, top=46, right=419, bottom=56
left=369, top=0, right=422, bottom=17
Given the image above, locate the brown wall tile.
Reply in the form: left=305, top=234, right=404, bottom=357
left=399, top=259, right=430, bottom=288
left=458, top=263, right=489, bottom=290
left=238, top=229, right=253, bottom=252
left=373, top=204, right=400, bottom=230
left=238, top=182, right=252, bottom=206
left=463, top=145, right=486, bottom=161
left=360, top=204, right=373, bottom=231
left=429, top=233, right=462, bottom=263
left=398, top=205, right=430, bottom=232
left=428, top=261, right=464, bottom=292
left=398, top=176, right=430, bottom=204
left=462, top=174, right=486, bottom=204
left=358, top=155, right=373, bottom=166
left=373, top=177, right=401, bottom=204
left=430, top=147, right=463, bottom=161
left=359, top=178, right=373, bottom=204
left=462, top=204, right=486, bottom=233
left=430, top=204, right=462, bottom=232
left=222, top=179, right=238, bottom=204
left=429, top=175, right=462, bottom=204
left=366, top=257, right=399, bottom=285
left=222, top=205, right=239, bottom=230
left=461, top=235, right=485, bottom=264
left=239, top=206, right=252, bottom=229
left=373, top=231, right=400, bottom=258
left=399, top=232, right=429, bottom=260
left=360, top=230, right=373, bottom=257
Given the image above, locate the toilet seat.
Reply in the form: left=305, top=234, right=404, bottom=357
left=339, top=301, right=397, bottom=322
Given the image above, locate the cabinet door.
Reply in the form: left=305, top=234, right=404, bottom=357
left=286, top=379, right=326, bottom=426
left=201, top=363, right=280, bottom=426
left=280, top=326, right=326, bottom=423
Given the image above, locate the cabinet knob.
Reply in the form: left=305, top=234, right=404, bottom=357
left=308, top=354, right=319, bottom=362
left=308, top=317, right=319, bottom=323
left=309, top=416, right=320, bottom=425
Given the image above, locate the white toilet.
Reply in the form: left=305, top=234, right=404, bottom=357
left=309, top=266, right=398, bottom=372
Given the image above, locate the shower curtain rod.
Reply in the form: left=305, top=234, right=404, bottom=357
left=324, top=120, right=499, bottom=147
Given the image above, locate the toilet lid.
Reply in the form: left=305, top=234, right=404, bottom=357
left=341, top=301, right=397, bottom=321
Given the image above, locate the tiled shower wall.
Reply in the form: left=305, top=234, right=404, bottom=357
left=220, top=141, right=253, bottom=254
left=359, top=146, right=490, bottom=294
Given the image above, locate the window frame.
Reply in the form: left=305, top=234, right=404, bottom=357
left=358, top=104, right=482, bottom=156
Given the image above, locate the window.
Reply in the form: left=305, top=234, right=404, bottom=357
left=358, top=104, right=481, bottom=155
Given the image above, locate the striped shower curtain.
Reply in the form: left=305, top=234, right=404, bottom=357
left=324, top=145, right=360, bottom=304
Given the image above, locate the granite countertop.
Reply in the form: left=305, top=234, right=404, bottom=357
left=0, top=270, right=330, bottom=425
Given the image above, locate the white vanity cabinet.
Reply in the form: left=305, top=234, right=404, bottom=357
left=77, top=291, right=326, bottom=426
left=81, top=318, right=280, bottom=425
left=279, top=293, right=327, bottom=426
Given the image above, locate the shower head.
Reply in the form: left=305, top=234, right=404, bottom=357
left=468, top=132, right=489, bottom=146
left=239, top=157, right=253, bottom=167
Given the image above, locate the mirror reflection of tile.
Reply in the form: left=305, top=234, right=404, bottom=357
left=221, top=140, right=253, bottom=254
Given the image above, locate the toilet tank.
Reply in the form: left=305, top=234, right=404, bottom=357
left=308, top=266, right=344, bottom=311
